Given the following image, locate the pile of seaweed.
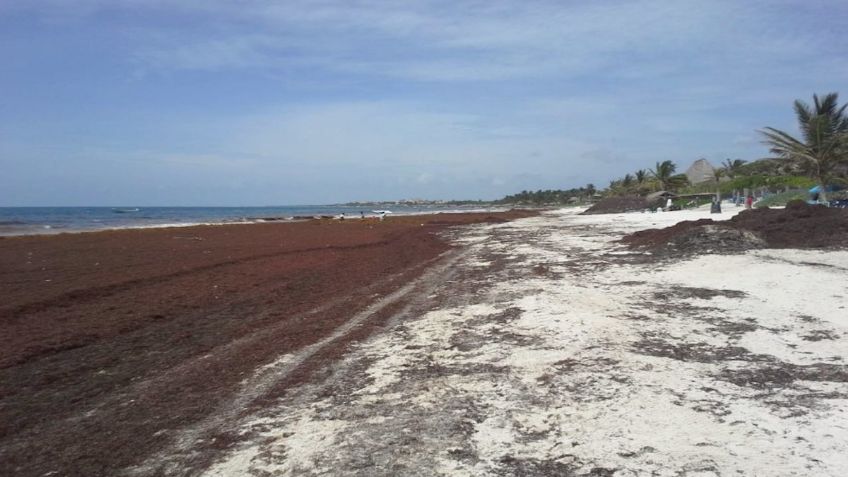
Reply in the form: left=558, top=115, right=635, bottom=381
left=581, top=196, right=648, bottom=215
left=622, top=201, right=848, bottom=255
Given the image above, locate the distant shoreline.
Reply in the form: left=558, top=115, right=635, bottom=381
left=0, top=204, right=526, bottom=237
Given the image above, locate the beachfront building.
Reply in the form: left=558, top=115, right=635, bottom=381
left=645, top=190, right=677, bottom=209
left=685, top=158, right=718, bottom=185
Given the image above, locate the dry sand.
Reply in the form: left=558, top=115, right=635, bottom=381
left=196, top=206, right=848, bottom=476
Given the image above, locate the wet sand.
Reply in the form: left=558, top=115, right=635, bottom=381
left=0, top=210, right=535, bottom=476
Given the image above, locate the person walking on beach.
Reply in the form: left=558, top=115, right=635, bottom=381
left=745, top=195, right=754, bottom=209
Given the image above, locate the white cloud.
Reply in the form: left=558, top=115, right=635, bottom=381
left=16, top=0, right=842, bottom=82
left=4, top=0, right=848, bottom=204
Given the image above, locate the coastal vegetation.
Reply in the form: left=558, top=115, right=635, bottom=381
left=649, top=160, right=677, bottom=190
left=349, top=93, right=846, bottom=209
left=495, top=186, right=597, bottom=206
left=753, top=190, right=808, bottom=208
left=496, top=91, right=847, bottom=208
left=760, top=93, right=848, bottom=202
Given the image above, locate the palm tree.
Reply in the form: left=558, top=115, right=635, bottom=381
left=721, top=159, right=747, bottom=179
left=711, top=167, right=725, bottom=200
left=760, top=92, right=848, bottom=202
left=634, top=169, right=647, bottom=184
left=668, top=173, right=690, bottom=191
left=607, top=179, right=621, bottom=194
left=649, top=160, right=677, bottom=190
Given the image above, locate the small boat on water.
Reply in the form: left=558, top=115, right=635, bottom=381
left=112, top=208, right=140, bottom=213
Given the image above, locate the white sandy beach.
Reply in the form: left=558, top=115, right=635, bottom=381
left=196, top=206, right=848, bottom=476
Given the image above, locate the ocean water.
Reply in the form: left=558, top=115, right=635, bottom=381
left=0, top=205, right=498, bottom=236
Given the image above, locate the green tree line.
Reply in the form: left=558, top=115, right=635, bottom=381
left=498, top=92, right=848, bottom=204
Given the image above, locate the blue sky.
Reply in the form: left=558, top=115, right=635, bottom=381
left=2, top=0, right=847, bottom=206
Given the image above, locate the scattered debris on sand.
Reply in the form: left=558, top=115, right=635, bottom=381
left=622, top=201, right=848, bottom=255
left=196, top=208, right=848, bottom=476
left=581, top=196, right=647, bottom=215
